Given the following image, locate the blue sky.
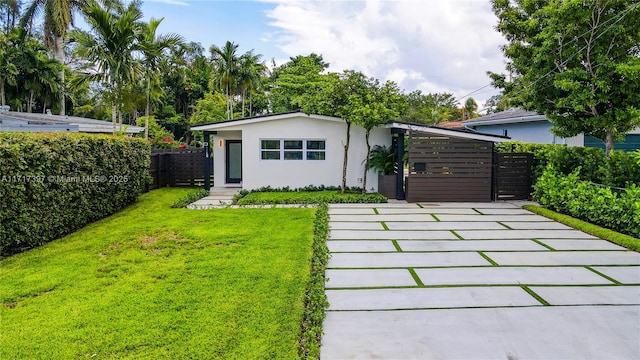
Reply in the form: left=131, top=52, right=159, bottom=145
left=133, top=1, right=507, bottom=108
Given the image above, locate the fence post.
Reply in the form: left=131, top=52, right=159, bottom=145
left=204, top=132, right=211, bottom=191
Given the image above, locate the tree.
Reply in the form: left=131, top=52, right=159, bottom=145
left=210, top=40, right=239, bottom=119
left=355, top=80, right=403, bottom=193
left=483, top=93, right=508, bottom=114
left=0, top=29, right=18, bottom=106
left=400, top=90, right=458, bottom=124
left=302, top=70, right=374, bottom=193
left=236, top=50, right=266, bottom=118
left=70, top=0, right=143, bottom=133
left=21, top=0, right=87, bottom=115
left=490, top=0, right=640, bottom=155
left=138, top=17, right=183, bottom=139
left=463, top=97, right=478, bottom=120
left=0, top=0, right=21, bottom=32
left=270, top=53, right=329, bottom=113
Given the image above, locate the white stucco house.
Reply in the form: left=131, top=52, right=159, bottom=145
left=190, top=111, right=390, bottom=191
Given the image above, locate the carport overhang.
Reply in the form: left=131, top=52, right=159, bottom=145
left=386, top=121, right=512, bottom=201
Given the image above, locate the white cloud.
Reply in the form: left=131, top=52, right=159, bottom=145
left=146, top=0, right=190, bottom=6
left=261, top=0, right=507, bottom=107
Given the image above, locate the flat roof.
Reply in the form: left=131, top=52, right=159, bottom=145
left=386, top=121, right=511, bottom=143
left=190, top=111, right=344, bottom=131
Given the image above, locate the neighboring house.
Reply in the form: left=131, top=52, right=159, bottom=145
left=0, top=110, right=143, bottom=135
left=191, top=111, right=391, bottom=191
left=463, top=108, right=640, bottom=151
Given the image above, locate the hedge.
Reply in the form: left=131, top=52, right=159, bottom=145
left=533, top=166, right=640, bottom=238
left=0, top=133, right=151, bottom=255
left=495, top=141, right=639, bottom=188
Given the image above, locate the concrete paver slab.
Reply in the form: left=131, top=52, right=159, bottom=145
left=592, top=266, right=640, bottom=284
left=501, top=221, right=573, bottom=230
left=328, top=252, right=491, bottom=268
left=414, top=266, right=613, bottom=286
left=321, top=306, right=640, bottom=359
left=418, top=202, right=520, bottom=208
left=375, top=208, right=478, bottom=215
left=329, top=222, right=385, bottom=230
left=330, top=229, right=457, bottom=240
left=328, top=208, right=375, bottom=214
left=327, top=240, right=396, bottom=252
left=329, top=203, right=418, bottom=208
left=530, top=286, right=640, bottom=305
left=485, top=251, right=640, bottom=266
left=384, top=221, right=506, bottom=230
left=456, top=229, right=597, bottom=239
left=326, top=287, right=539, bottom=310
left=329, top=214, right=436, bottom=222
left=540, top=239, right=627, bottom=250
left=475, top=208, right=534, bottom=215
left=437, top=214, right=552, bottom=222
left=325, top=269, right=416, bottom=288
left=397, top=240, right=547, bottom=252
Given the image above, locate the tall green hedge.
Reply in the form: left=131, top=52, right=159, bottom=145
left=533, top=167, right=640, bottom=238
left=495, top=141, right=639, bottom=188
left=0, top=133, right=151, bottom=255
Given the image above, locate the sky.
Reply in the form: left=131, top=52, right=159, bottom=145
left=138, top=0, right=508, bottom=109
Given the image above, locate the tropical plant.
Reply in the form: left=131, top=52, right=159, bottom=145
left=21, top=0, right=88, bottom=115
left=236, top=49, right=266, bottom=117
left=70, top=0, right=143, bottom=133
left=367, top=145, right=396, bottom=175
left=0, top=29, right=18, bottom=106
left=137, top=17, right=183, bottom=139
left=210, top=40, right=239, bottom=119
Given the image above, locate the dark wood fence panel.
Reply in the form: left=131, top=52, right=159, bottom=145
left=493, top=152, right=533, bottom=200
left=148, top=148, right=213, bottom=190
left=406, top=132, right=493, bottom=202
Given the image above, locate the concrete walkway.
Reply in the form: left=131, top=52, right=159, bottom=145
left=187, top=187, right=240, bottom=209
left=321, top=202, right=640, bottom=359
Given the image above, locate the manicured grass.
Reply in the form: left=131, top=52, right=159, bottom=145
left=0, top=188, right=316, bottom=359
left=236, top=190, right=387, bottom=205
left=523, top=205, right=640, bottom=252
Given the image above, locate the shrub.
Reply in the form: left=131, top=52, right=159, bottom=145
left=533, top=166, right=640, bottom=238
left=171, top=188, right=210, bottom=208
left=495, top=141, right=639, bottom=188
left=0, top=133, right=151, bottom=255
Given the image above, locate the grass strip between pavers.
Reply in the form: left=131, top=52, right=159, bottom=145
left=520, top=285, right=550, bottom=306
left=392, top=240, right=403, bottom=252
left=407, top=268, right=425, bottom=287
left=431, top=214, right=441, bottom=222
left=531, top=238, right=556, bottom=251
left=477, top=251, right=499, bottom=266
left=523, top=205, right=640, bottom=252
left=584, top=266, right=622, bottom=285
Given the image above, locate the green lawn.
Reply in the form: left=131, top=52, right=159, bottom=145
left=0, top=188, right=315, bottom=359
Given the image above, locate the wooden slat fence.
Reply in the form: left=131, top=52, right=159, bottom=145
left=406, top=132, right=493, bottom=202
left=148, top=148, right=213, bottom=190
left=493, top=152, right=533, bottom=200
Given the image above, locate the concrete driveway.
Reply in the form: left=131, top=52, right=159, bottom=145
left=321, top=202, right=640, bottom=359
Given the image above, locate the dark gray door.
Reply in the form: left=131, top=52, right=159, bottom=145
left=226, top=140, right=242, bottom=183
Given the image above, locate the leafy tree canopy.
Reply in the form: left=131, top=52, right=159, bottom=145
left=490, top=0, right=640, bottom=154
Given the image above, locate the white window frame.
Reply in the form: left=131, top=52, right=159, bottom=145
left=260, top=139, right=326, bottom=161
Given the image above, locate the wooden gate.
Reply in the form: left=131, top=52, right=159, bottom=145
left=405, top=132, right=493, bottom=202
left=493, top=152, right=533, bottom=200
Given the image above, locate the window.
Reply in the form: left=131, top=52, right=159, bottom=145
left=260, top=139, right=326, bottom=161
left=261, top=140, right=280, bottom=160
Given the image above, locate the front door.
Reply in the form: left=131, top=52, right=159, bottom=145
left=225, top=140, right=242, bottom=183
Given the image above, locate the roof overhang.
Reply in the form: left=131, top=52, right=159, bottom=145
left=464, top=115, right=548, bottom=126
left=190, top=112, right=344, bottom=131
left=386, top=121, right=511, bottom=143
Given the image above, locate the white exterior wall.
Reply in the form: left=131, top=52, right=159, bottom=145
left=212, top=116, right=391, bottom=191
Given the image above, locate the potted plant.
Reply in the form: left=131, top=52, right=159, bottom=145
left=368, top=145, right=397, bottom=198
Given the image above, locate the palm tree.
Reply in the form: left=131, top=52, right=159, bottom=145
left=69, top=0, right=142, bottom=133
left=1, top=0, right=21, bottom=32
left=138, top=17, right=183, bottom=139
left=236, top=50, right=266, bottom=118
left=0, top=29, right=18, bottom=106
left=23, top=41, right=61, bottom=112
left=210, top=40, right=239, bottom=119
left=21, top=0, right=88, bottom=115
